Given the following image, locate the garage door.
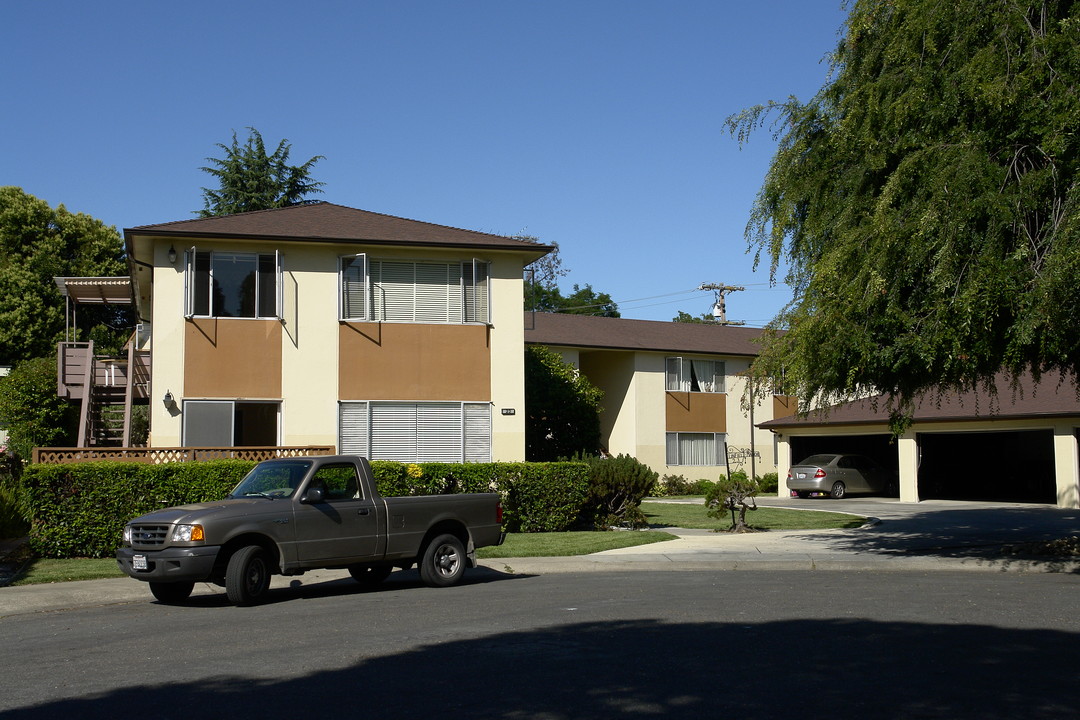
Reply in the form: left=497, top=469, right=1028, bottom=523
left=916, top=430, right=1055, bottom=503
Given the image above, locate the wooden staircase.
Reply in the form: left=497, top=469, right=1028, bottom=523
left=59, top=339, right=150, bottom=448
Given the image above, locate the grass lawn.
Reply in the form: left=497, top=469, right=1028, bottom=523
left=12, top=558, right=125, bottom=586
left=4, top=500, right=867, bottom=584
left=477, top=500, right=866, bottom=558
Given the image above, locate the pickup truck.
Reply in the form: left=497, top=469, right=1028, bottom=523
left=116, top=455, right=504, bottom=605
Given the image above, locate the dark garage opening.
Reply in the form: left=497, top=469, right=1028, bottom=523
left=789, top=434, right=899, bottom=497
left=917, top=430, right=1056, bottom=503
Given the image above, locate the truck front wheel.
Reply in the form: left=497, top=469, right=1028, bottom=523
left=419, top=533, right=466, bottom=588
left=149, top=581, right=194, bottom=604
left=225, top=545, right=271, bottom=605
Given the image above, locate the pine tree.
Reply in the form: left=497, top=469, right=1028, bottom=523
left=198, top=128, right=325, bottom=217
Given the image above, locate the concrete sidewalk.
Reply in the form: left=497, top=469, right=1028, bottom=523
left=2, top=498, right=1078, bottom=618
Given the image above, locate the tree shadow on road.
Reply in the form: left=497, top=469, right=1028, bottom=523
left=3, top=616, right=1078, bottom=719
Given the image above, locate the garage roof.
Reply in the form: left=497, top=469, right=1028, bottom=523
left=761, top=372, right=1080, bottom=429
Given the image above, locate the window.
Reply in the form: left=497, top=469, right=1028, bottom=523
left=185, top=249, right=281, bottom=318
left=339, top=254, right=368, bottom=321
left=665, top=357, right=725, bottom=393
left=182, top=400, right=280, bottom=446
left=666, top=432, right=726, bottom=466
left=339, top=401, right=491, bottom=462
left=310, top=463, right=361, bottom=501
left=338, top=257, right=490, bottom=324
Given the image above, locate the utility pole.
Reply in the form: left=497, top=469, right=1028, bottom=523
left=698, top=283, right=745, bottom=326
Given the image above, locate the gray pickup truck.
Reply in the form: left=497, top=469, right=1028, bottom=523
left=116, top=455, right=504, bottom=605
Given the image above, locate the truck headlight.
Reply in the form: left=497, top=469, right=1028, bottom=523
left=123, top=526, right=132, bottom=545
left=172, top=524, right=205, bottom=542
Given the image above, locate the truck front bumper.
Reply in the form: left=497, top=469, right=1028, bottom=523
left=116, top=546, right=221, bottom=583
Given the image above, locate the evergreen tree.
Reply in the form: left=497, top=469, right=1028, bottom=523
left=525, top=345, right=604, bottom=461
left=198, top=127, right=325, bottom=216
left=727, top=0, right=1080, bottom=431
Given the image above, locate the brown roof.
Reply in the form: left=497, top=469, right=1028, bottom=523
left=124, top=202, right=553, bottom=256
left=761, top=371, right=1080, bottom=428
left=524, top=312, right=765, bottom=356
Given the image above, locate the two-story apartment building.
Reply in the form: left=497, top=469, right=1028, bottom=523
left=123, top=202, right=551, bottom=462
left=523, top=312, right=792, bottom=479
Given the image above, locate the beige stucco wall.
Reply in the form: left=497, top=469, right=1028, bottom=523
left=148, top=240, right=186, bottom=447
left=488, top=259, right=528, bottom=461
left=280, top=246, right=339, bottom=447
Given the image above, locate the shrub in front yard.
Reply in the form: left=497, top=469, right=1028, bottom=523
left=581, top=454, right=658, bottom=529
left=20, top=459, right=593, bottom=557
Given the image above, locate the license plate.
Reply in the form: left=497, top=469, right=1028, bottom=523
left=133, top=555, right=147, bottom=571
left=797, top=473, right=806, bottom=479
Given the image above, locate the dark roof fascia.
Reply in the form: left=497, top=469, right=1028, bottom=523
left=527, top=336, right=760, bottom=358
left=124, top=227, right=553, bottom=255
left=122, top=203, right=555, bottom=257
left=761, top=409, right=1080, bottom=430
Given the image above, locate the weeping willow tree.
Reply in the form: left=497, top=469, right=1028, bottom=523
left=729, top=0, right=1080, bottom=432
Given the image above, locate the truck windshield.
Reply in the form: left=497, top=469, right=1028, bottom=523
left=229, top=460, right=313, bottom=500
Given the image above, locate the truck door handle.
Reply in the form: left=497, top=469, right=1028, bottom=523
left=358, top=508, right=370, bottom=516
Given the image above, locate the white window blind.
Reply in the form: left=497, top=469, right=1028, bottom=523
left=351, top=259, right=489, bottom=324
left=665, top=432, right=726, bottom=466
left=339, top=401, right=491, bottom=462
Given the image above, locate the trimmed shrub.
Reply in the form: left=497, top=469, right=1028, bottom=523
left=758, top=472, right=779, bottom=494
left=21, top=460, right=254, bottom=558
left=498, top=462, right=590, bottom=533
left=20, top=459, right=594, bottom=557
left=656, top=474, right=716, bottom=497
left=581, top=454, right=659, bottom=529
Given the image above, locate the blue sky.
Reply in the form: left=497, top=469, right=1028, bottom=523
left=4, top=1, right=848, bottom=326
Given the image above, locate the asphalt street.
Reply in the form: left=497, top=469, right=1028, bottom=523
left=2, top=569, right=1079, bottom=719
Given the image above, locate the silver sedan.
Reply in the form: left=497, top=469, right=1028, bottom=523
left=787, top=453, right=893, bottom=499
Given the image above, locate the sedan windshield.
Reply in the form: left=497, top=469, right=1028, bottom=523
left=229, top=460, right=313, bottom=500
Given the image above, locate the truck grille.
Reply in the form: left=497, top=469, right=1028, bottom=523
left=130, top=524, right=170, bottom=547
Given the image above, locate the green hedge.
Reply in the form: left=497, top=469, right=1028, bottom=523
left=19, top=459, right=592, bottom=558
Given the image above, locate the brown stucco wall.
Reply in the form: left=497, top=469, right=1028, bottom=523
left=665, top=391, right=727, bottom=432
left=773, top=394, right=797, bottom=420
left=339, top=323, right=491, bottom=401
left=184, top=319, right=283, bottom=398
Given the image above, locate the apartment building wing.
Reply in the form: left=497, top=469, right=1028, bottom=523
left=124, top=202, right=551, bottom=462
left=523, top=312, right=791, bottom=478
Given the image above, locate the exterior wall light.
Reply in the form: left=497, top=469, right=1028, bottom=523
left=163, top=390, right=174, bottom=407
left=167, top=245, right=177, bottom=264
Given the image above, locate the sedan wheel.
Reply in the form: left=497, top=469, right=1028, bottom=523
left=830, top=481, right=846, bottom=499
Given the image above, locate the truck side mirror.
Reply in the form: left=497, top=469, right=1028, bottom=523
left=302, top=486, right=325, bottom=504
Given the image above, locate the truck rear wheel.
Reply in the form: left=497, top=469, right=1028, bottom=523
left=225, top=545, right=271, bottom=605
left=149, top=581, right=194, bottom=604
left=348, top=564, right=392, bottom=589
left=419, top=533, right=466, bottom=588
